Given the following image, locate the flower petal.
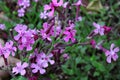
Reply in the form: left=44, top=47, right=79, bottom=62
left=106, top=55, right=112, bottom=63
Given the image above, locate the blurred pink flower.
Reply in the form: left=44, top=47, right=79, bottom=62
left=12, top=62, right=28, bottom=75
left=0, top=24, right=6, bottom=30
left=105, top=43, right=119, bottom=63
left=31, top=52, right=55, bottom=74
left=73, top=0, right=82, bottom=6
left=52, top=0, right=63, bottom=7
left=18, top=8, right=25, bottom=17
left=31, top=63, right=46, bottom=74
left=40, top=11, right=48, bottom=19
left=4, top=40, right=17, bottom=57
left=93, top=22, right=105, bottom=36
left=63, top=23, right=76, bottom=42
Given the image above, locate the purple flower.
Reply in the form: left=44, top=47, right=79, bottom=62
left=52, top=0, right=63, bottom=7
left=44, top=4, right=55, bottom=17
left=73, top=0, right=82, bottom=6
left=93, top=22, right=105, bottom=36
left=14, top=24, right=35, bottom=51
left=18, top=8, right=25, bottom=17
left=18, top=0, right=30, bottom=8
left=37, top=52, right=55, bottom=65
left=14, top=24, right=27, bottom=41
left=31, top=63, right=46, bottom=74
left=22, top=0, right=30, bottom=8
left=40, top=11, right=48, bottom=19
left=12, top=62, right=28, bottom=75
left=0, top=24, right=6, bottom=30
left=62, top=2, right=69, bottom=8
left=63, top=53, right=70, bottom=60
left=63, top=23, right=76, bottom=42
left=0, top=43, right=4, bottom=56
left=31, top=52, right=55, bottom=74
left=40, top=22, right=52, bottom=41
left=105, top=43, right=119, bottom=63
left=4, top=40, right=17, bottom=57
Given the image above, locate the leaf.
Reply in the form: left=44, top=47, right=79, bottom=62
left=11, top=76, right=27, bottom=80
left=86, top=0, right=103, bottom=12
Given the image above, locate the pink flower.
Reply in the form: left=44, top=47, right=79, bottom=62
left=4, top=40, right=17, bottom=57
left=93, top=22, right=105, bottom=36
left=0, top=24, right=6, bottom=30
left=105, top=43, right=119, bottom=63
left=40, top=22, right=52, bottom=41
left=73, top=0, right=82, bottom=6
left=31, top=63, right=46, bottom=74
left=90, top=39, right=96, bottom=48
left=18, top=8, right=25, bottom=17
left=63, top=53, right=70, bottom=60
left=44, top=4, right=55, bottom=17
left=62, top=2, right=68, bottom=8
left=14, top=24, right=35, bottom=51
left=103, top=26, right=111, bottom=34
left=40, top=11, right=48, bottom=19
left=37, top=52, right=55, bottom=65
left=18, top=0, right=30, bottom=8
left=63, top=23, right=76, bottom=42
left=31, top=52, right=55, bottom=74
left=14, top=24, right=27, bottom=41
left=12, top=62, right=28, bottom=75
left=52, top=0, right=63, bottom=7
left=43, top=0, right=63, bottom=17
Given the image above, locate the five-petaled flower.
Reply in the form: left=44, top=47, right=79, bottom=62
left=12, top=62, right=28, bottom=75
left=93, top=22, right=105, bottom=36
left=105, top=43, right=119, bottom=63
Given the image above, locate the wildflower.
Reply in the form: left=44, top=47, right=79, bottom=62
left=78, top=16, right=82, bottom=21
left=14, top=24, right=35, bottom=51
left=44, top=0, right=63, bottom=17
left=63, top=53, right=70, bottom=60
left=18, top=0, right=30, bottom=8
left=4, top=40, right=17, bottom=57
left=31, top=63, right=46, bottom=74
left=63, top=23, right=76, bottom=42
left=103, top=26, right=111, bottom=34
left=105, top=43, right=119, bottom=63
left=40, top=22, right=52, bottom=41
left=52, top=0, right=63, bottom=7
left=18, top=8, right=25, bottom=17
left=40, top=11, right=48, bottom=19
left=31, top=52, right=55, bottom=74
left=14, top=24, right=27, bottom=41
left=62, top=2, right=68, bottom=8
left=44, top=4, right=55, bottom=17
left=37, top=52, right=55, bottom=65
left=93, top=22, right=105, bottom=36
left=0, top=24, right=6, bottom=30
left=73, top=0, right=82, bottom=6
left=12, top=62, right=28, bottom=75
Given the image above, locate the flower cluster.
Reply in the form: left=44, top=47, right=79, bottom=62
left=31, top=52, right=55, bottom=74
left=0, top=40, right=16, bottom=58
left=17, top=0, right=30, bottom=17
left=14, top=24, right=35, bottom=51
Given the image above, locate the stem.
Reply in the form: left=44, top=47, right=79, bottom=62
left=75, top=6, right=80, bottom=21
left=2, top=55, right=8, bottom=66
